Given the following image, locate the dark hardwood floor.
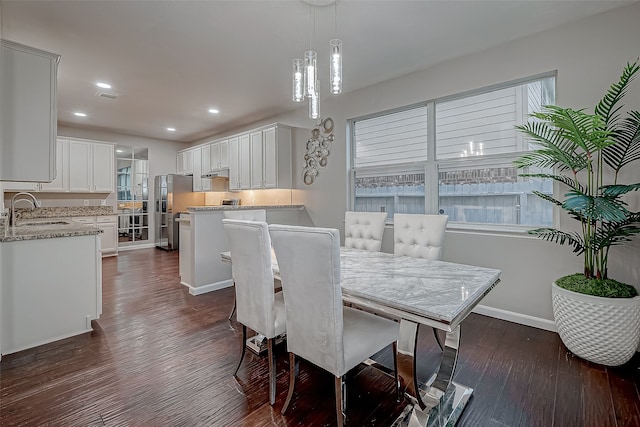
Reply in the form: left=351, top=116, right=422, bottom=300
left=1, top=248, right=639, bottom=426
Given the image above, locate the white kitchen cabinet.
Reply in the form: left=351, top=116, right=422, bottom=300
left=228, top=137, right=240, bottom=191
left=71, top=215, right=118, bottom=257
left=239, top=134, right=252, bottom=190
left=68, top=140, right=114, bottom=193
left=210, top=140, right=229, bottom=170
left=1, top=233, right=102, bottom=355
left=192, top=147, right=203, bottom=192
left=0, top=40, right=59, bottom=182
left=97, top=216, right=118, bottom=256
left=39, top=139, right=68, bottom=192
left=176, top=151, right=185, bottom=175
left=201, top=145, right=212, bottom=191
left=250, top=131, right=263, bottom=188
left=248, top=126, right=291, bottom=190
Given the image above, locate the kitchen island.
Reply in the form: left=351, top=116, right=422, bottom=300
left=1, top=217, right=103, bottom=356
left=179, top=205, right=311, bottom=295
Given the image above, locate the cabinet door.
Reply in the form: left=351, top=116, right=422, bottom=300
left=201, top=145, right=212, bottom=191
left=97, top=219, right=118, bottom=256
left=40, top=139, right=68, bottom=192
left=263, top=127, right=277, bottom=188
left=239, top=134, right=252, bottom=190
left=183, top=149, right=194, bottom=175
left=228, top=137, right=240, bottom=190
left=250, top=131, right=263, bottom=188
left=176, top=152, right=185, bottom=175
left=92, top=143, right=114, bottom=192
left=209, top=142, right=220, bottom=170
left=68, top=141, right=92, bottom=192
left=192, top=147, right=203, bottom=192
left=0, top=40, right=59, bottom=182
left=218, top=140, right=229, bottom=169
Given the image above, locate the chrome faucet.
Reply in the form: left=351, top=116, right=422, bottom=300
left=10, top=192, right=39, bottom=226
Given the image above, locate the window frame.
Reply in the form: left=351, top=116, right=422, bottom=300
left=348, top=71, right=558, bottom=232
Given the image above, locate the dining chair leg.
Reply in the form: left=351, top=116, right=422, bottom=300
left=392, top=341, right=401, bottom=402
left=281, top=353, right=298, bottom=414
left=334, top=375, right=346, bottom=427
left=433, top=327, right=444, bottom=351
left=267, top=338, right=276, bottom=405
left=233, top=325, right=247, bottom=377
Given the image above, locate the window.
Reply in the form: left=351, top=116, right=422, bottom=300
left=350, top=74, right=555, bottom=229
left=117, top=146, right=150, bottom=244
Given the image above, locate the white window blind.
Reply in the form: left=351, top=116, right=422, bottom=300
left=436, top=87, right=520, bottom=159
left=354, top=106, right=428, bottom=167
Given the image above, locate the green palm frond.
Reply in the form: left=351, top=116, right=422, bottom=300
left=528, top=228, right=585, bottom=254
left=530, top=191, right=563, bottom=207
left=603, top=111, right=640, bottom=172
left=595, top=61, right=640, bottom=127
left=601, top=183, right=640, bottom=197
left=594, top=213, right=640, bottom=249
left=562, top=192, right=629, bottom=222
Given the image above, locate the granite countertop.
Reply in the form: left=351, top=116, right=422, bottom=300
left=13, top=206, right=115, bottom=220
left=187, top=204, right=304, bottom=212
left=1, top=207, right=110, bottom=242
left=2, top=218, right=102, bottom=243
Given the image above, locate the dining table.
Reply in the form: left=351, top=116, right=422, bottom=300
left=221, top=247, right=501, bottom=427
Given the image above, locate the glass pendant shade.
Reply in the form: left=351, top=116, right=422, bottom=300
left=292, top=59, right=304, bottom=102
left=329, top=39, right=342, bottom=95
left=309, top=84, right=320, bottom=119
left=304, top=50, right=318, bottom=98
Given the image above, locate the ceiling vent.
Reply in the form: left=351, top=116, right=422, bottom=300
left=96, top=90, right=119, bottom=100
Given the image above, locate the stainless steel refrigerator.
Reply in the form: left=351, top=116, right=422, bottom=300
left=154, top=174, right=193, bottom=250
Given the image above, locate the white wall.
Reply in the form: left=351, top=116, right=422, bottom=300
left=266, top=3, right=640, bottom=328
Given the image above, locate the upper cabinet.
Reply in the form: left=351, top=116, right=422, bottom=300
left=68, top=139, right=115, bottom=193
left=1, top=138, right=114, bottom=194
left=0, top=40, right=60, bottom=182
left=176, top=123, right=290, bottom=192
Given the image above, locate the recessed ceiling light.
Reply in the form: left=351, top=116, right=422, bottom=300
left=167, top=127, right=176, bottom=132
left=208, top=108, right=220, bottom=114
left=74, top=112, right=87, bottom=117
left=96, top=82, right=112, bottom=89
left=116, top=149, right=124, bottom=153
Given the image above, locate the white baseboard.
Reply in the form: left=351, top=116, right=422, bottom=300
left=180, top=279, right=234, bottom=296
left=2, top=327, right=93, bottom=356
left=117, top=243, right=156, bottom=252
left=473, top=304, right=557, bottom=332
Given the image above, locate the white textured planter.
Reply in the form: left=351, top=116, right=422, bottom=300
left=552, top=282, right=640, bottom=366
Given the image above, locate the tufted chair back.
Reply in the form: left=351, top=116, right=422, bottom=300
left=223, top=209, right=267, bottom=222
left=344, top=211, right=386, bottom=252
left=394, top=214, right=448, bottom=260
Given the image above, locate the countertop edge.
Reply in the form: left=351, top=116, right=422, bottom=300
left=187, top=204, right=305, bottom=212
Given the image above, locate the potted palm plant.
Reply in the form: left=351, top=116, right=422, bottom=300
left=514, top=61, right=640, bottom=366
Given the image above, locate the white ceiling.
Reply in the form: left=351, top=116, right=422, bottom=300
left=1, top=0, right=635, bottom=143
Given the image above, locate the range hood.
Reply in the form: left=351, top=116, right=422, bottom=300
left=201, top=169, right=229, bottom=178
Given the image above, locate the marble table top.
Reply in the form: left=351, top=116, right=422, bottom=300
left=221, top=247, right=501, bottom=330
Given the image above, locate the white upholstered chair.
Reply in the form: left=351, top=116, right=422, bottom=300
left=224, top=209, right=267, bottom=320
left=394, top=214, right=448, bottom=260
left=222, top=219, right=286, bottom=405
left=344, top=211, right=387, bottom=252
left=269, top=224, right=399, bottom=427
left=394, top=213, right=448, bottom=349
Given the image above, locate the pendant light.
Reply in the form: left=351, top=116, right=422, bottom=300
left=291, top=0, right=342, bottom=119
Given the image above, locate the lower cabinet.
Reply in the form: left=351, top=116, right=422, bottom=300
left=72, top=215, right=118, bottom=257
left=0, top=233, right=102, bottom=355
